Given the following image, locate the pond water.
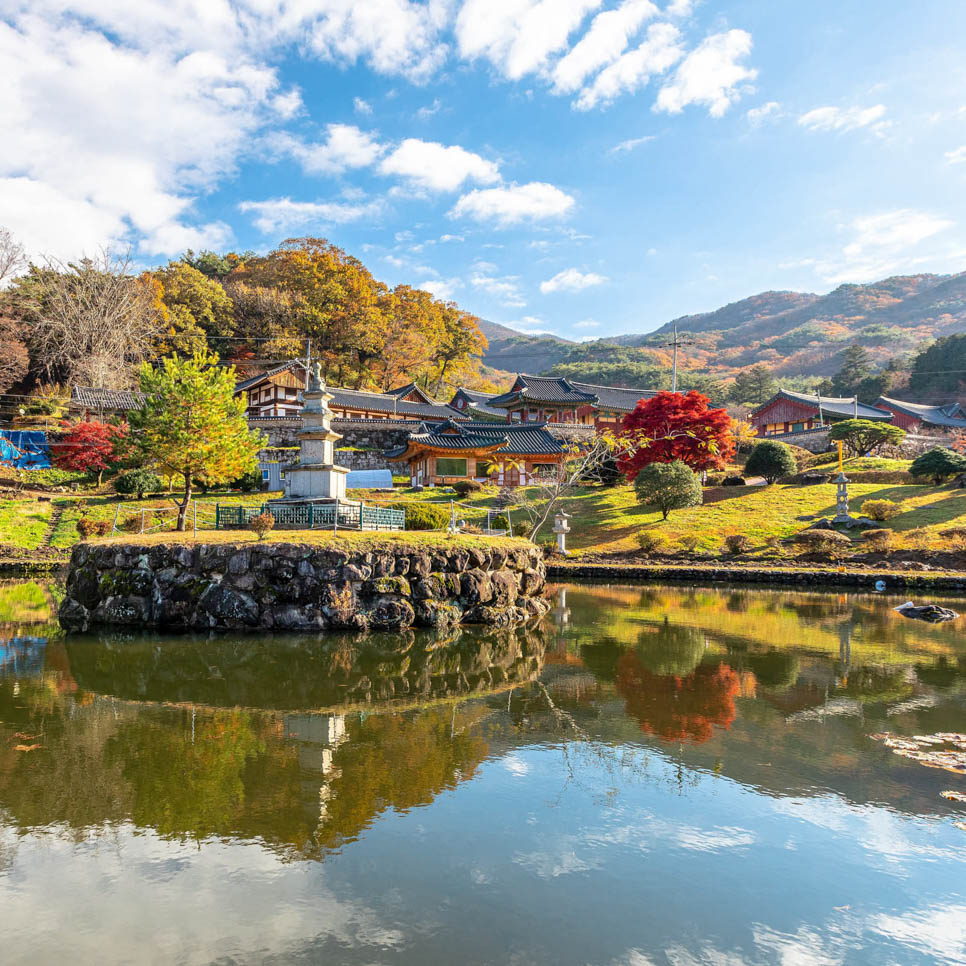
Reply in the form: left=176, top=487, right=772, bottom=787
left=1, top=579, right=965, bottom=965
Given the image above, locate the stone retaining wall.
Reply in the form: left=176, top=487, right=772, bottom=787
left=546, top=562, right=966, bottom=591
left=60, top=540, right=549, bottom=633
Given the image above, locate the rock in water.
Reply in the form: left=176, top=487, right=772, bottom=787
left=894, top=601, right=959, bottom=623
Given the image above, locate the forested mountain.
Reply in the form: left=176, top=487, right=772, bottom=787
left=477, top=320, right=573, bottom=375
left=482, top=271, right=966, bottom=390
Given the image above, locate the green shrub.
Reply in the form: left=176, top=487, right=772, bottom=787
left=677, top=534, right=700, bottom=553
left=745, top=440, right=798, bottom=483
left=511, top=520, right=531, bottom=538
left=723, top=534, right=753, bottom=554
left=399, top=502, right=451, bottom=531
left=249, top=512, right=275, bottom=540
left=115, top=469, right=163, bottom=499
left=793, top=529, right=851, bottom=552
left=232, top=469, right=265, bottom=492
left=860, top=498, right=901, bottom=521
left=910, top=447, right=966, bottom=485
left=452, top=479, right=484, bottom=497
left=635, top=530, right=667, bottom=554
left=634, top=461, right=702, bottom=520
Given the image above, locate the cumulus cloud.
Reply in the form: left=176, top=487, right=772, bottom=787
left=238, top=197, right=381, bottom=233
left=575, top=22, right=683, bottom=110
left=552, top=0, right=659, bottom=93
left=470, top=270, right=526, bottom=307
left=798, top=104, right=889, bottom=133
left=450, top=182, right=576, bottom=225
left=655, top=29, right=757, bottom=117
left=380, top=139, right=501, bottom=191
left=353, top=97, right=373, bottom=114
left=746, top=100, right=781, bottom=126
left=540, top=267, right=607, bottom=292
left=270, top=124, right=384, bottom=174
left=455, top=0, right=601, bottom=81
left=419, top=277, right=462, bottom=299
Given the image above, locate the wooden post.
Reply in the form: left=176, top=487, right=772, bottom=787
left=140, top=508, right=145, bottom=534
left=360, top=500, right=365, bottom=531
left=333, top=497, right=339, bottom=533
left=193, top=501, right=197, bottom=540
left=110, top=503, right=120, bottom=536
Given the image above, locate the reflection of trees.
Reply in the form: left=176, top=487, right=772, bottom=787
left=742, top=650, right=801, bottom=689
left=616, top=654, right=741, bottom=744
left=635, top=621, right=706, bottom=677
left=915, top=656, right=966, bottom=689
left=838, top=666, right=914, bottom=704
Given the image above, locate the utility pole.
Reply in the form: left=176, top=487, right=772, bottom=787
left=657, top=322, right=694, bottom=393
left=304, top=338, right=312, bottom=390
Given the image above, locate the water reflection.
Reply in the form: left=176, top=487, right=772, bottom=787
left=0, top=580, right=964, bottom=965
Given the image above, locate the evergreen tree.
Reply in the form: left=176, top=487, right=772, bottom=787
left=831, top=344, right=874, bottom=397
left=728, top=364, right=777, bottom=405
left=908, top=334, right=966, bottom=398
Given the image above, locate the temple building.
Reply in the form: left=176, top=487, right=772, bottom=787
left=388, top=420, right=565, bottom=487
left=447, top=387, right=505, bottom=421
left=874, top=396, right=966, bottom=432
left=488, top=374, right=656, bottom=427
left=750, top=389, right=893, bottom=437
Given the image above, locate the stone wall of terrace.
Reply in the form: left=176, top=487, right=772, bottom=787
left=59, top=539, right=549, bottom=634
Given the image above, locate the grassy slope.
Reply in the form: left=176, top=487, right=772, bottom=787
left=0, top=500, right=51, bottom=550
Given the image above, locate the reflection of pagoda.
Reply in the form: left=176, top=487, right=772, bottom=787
left=272, top=362, right=353, bottom=507
left=283, top=713, right=347, bottom=824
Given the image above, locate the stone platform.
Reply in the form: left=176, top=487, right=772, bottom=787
left=59, top=539, right=549, bottom=633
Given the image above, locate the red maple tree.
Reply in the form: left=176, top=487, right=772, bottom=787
left=54, top=420, right=128, bottom=485
left=618, top=390, right=734, bottom=480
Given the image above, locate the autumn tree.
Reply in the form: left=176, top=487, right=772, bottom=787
left=11, top=251, right=164, bottom=388
left=618, top=390, right=734, bottom=480
left=54, top=420, right=127, bottom=485
left=0, top=313, right=28, bottom=393
left=153, top=261, right=235, bottom=355
left=129, top=349, right=264, bottom=530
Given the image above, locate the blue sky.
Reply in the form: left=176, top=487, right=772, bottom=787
left=4, top=0, right=966, bottom=340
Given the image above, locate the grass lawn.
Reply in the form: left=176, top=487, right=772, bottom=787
left=0, top=499, right=51, bottom=550
left=810, top=456, right=912, bottom=472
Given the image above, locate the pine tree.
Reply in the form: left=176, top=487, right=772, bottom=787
left=129, top=349, right=265, bottom=530
left=728, top=364, right=777, bottom=405
left=831, top=344, right=874, bottom=397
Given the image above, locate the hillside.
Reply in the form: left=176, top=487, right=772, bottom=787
left=482, top=271, right=966, bottom=385
left=477, top=319, right=574, bottom=374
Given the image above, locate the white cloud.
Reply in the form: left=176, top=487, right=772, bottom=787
left=455, top=0, right=602, bottom=81
left=439, top=233, right=464, bottom=242
left=798, top=104, right=889, bottom=133
left=420, top=277, right=462, bottom=299
left=238, top=197, right=380, bottom=233
left=608, top=134, right=656, bottom=155
left=380, top=138, right=501, bottom=191
left=450, top=182, right=575, bottom=225
left=416, top=98, right=442, bottom=119
left=270, top=124, right=384, bottom=174
left=655, top=29, right=757, bottom=117
left=812, top=208, right=957, bottom=284
left=575, top=22, right=683, bottom=110
left=665, top=0, right=693, bottom=14
left=353, top=96, right=372, bottom=115
left=551, top=0, right=659, bottom=94
left=746, top=100, right=781, bottom=126
left=574, top=318, right=600, bottom=328
left=944, top=145, right=966, bottom=165
left=470, top=270, right=526, bottom=307
left=540, top=267, right=607, bottom=292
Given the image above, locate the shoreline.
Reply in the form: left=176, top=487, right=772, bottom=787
left=546, top=561, right=966, bottom=592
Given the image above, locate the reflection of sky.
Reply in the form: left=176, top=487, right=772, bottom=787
left=0, top=637, right=46, bottom=677
left=3, top=743, right=964, bottom=966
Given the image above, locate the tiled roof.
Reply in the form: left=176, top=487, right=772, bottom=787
left=235, top=361, right=305, bottom=393
left=568, top=381, right=657, bottom=412
left=388, top=420, right=564, bottom=458
left=387, top=382, right=437, bottom=404
left=490, top=374, right=598, bottom=407
left=328, top=386, right=463, bottom=420
left=754, top=389, right=894, bottom=421
left=876, top=396, right=966, bottom=428
left=70, top=386, right=146, bottom=411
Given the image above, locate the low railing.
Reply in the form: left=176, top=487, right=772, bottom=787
left=214, top=501, right=405, bottom=531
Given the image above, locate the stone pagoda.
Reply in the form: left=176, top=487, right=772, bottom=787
left=272, top=362, right=352, bottom=506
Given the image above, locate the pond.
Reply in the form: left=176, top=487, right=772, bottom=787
left=1, top=579, right=965, bottom=965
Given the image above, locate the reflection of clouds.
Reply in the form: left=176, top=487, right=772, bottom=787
left=502, top=753, right=530, bottom=776
left=0, top=823, right=404, bottom=966
left=608, top=950, right=657, bottom=966
left=872, top=902, right=966, bottom=963
left=753, top=925, right=845, bottom=965
left=512, top=839, right=599, bottom=879
left=582, top=810, right=755, bottom=855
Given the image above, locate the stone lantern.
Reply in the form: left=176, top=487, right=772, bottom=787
left=832, top=471, right=851, bottom=524
left=552, top=510, right=571, bottom=555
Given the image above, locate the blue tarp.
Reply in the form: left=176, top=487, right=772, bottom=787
left=346, top=469, right=394, bottom=490
left=0, top=430, right=51, bottom=469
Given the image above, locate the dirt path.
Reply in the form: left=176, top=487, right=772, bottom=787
left=40, top=500, right=65, bottom=548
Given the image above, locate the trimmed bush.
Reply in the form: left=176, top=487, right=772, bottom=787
left=745, top=440, right=798, bottom=483
left=635, top=530, right=667, bottom=555
left=940, top=527, right=966, bottom=550
left=511, top=520, right=531, bottom=538
left=723, top=475, right=746, bottom=486
left=76, top=517, right=111, bottom=538
left=249, top=512, right=275, bottom=540
left=910, top=447, right=966, bottom=485
left=860, top=529, right=893, bottom=551
left=114, top=469, right=162, bottom=500
left=452, top=479, right=484, bottom=497
left=398, top=502, right=451, bottom=531
left=677, top=534, right=700, bottom=553
left=233, top=469, right=265, bottom=493
left=793, top=529, right=851, bottom=550
left=860, top=498, right=901, bottom=522
left=634, top=460, right=702, bottom=520
left=723, top=534, right=753, bottom=554
left=703, top=473, right=725, bottom=487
